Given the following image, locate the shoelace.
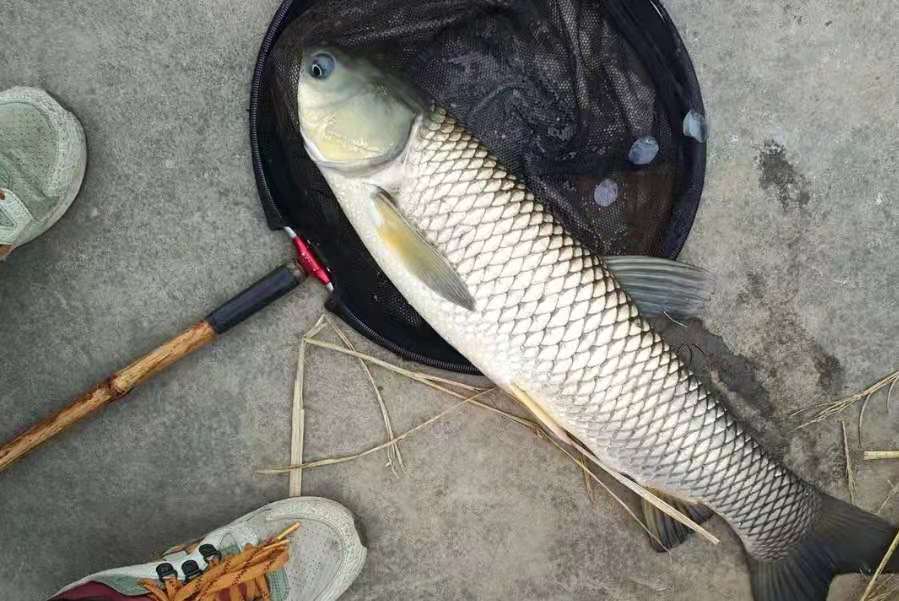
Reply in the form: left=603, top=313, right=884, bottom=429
left=140, top=523, right=299, bottom=601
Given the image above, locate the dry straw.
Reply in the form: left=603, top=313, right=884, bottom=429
left=279, top=325, right=899, bottom=596
left=794, top=369, right=899, bottom=430
left=265, top=314, right=720, bottom=547
left=865, top=452, right=899, bottom=461
left=859, top=529, right=899, bottom=601
left=861, top=575, right=898, bottom=601
left=842, top=420, right=857, bottom=505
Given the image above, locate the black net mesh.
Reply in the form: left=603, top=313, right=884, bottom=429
left=251, top=0, right=706, bottom=373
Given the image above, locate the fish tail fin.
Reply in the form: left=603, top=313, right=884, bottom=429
left=748, top=493, right=898, bottom=601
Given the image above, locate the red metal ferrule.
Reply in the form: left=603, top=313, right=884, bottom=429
left=289, top=234, right=332, bottom=289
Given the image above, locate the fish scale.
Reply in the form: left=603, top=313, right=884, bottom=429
left=395, top=107, right=819, bottom=560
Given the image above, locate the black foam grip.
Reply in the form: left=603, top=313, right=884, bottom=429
left=206, top=261, right=305, bottom=334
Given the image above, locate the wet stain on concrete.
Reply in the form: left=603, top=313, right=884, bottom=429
left=747, top=272, right=766, bottom=298
left=655, top=315, right=845, bottom=486
left=757, top=140, right=811, bottom=210
left=653, top=317, right=783, bottom=453
left=665, top=321, right=775, bottom=417
left=737, top=272, right=769, bottom=306
left=742, top=270, right=846, bottom=399
left=810, top=343, right=843, bottom=393
left=655, top=269, right=847, bottom=486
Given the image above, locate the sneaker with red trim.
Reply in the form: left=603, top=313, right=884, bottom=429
left=49, top=498, right=367, bottom=601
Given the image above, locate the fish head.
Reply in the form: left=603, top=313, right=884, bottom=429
left=297, top=47, right=424, bottom=171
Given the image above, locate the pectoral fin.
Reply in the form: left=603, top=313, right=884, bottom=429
left=372, top=190, right=475, bottom=310
left=604, top=256, right=712, bottom=319
left=508, top=382, right=573, bottom=444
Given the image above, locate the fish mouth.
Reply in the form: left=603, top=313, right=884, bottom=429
left=301, top=135, right=405, bottom=175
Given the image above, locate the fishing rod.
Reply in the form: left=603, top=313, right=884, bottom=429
left=0, top=234, right=329, bottom=473
left=0, top=1, right=337, bottom=474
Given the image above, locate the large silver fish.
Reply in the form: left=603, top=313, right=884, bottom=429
left=292, top=47, right=897, bottom=601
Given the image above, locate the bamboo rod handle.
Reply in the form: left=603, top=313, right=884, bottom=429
left=0, top=260, right=307, bottom=474
left=0, top=322, right=216, bottom=472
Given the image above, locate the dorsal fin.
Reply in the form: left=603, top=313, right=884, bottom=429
left=604, top=256, right=712, bottom=319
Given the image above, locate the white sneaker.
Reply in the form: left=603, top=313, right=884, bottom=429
left=0, top=87, right=86, bottom=258
left=50, top=498, right=367, bottom=601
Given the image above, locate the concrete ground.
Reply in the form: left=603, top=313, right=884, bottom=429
left=1, top=1, right=896, bottom=599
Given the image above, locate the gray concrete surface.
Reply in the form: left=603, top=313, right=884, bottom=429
left=0, top=1, right=896, bottom=599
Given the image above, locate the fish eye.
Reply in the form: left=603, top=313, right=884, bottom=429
left=309, top=53, right=336, bottom=80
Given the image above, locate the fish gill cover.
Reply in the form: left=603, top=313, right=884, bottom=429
left=251, top=0, right=707, bottom=372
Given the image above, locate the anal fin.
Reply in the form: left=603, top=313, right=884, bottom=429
left=641, top=489, right=715, bottom=552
